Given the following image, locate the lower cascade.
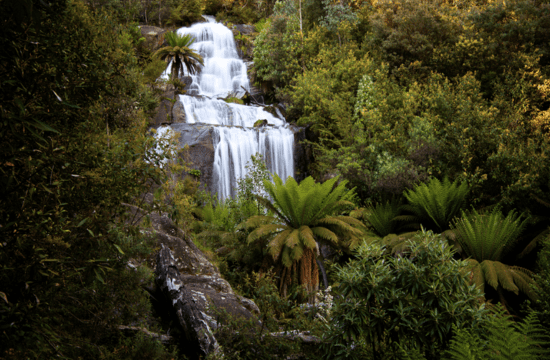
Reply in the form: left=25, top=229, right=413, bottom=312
left=162, top=16, right=296, bottom=200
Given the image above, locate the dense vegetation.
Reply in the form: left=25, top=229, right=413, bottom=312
left=2, top=0, right=550, bottom=359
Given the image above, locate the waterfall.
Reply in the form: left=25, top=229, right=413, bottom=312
left=168, top=17, right=295, bottom=200
left=213, top=127, right=295, bottom=199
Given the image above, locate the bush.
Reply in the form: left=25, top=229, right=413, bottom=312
left=322, top=230, right=488, bottom=360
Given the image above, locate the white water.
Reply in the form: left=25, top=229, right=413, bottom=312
left=181, top=96, right=285, bottom=127
left=168, top=16, right=295, bottom=200
left=213, top=127, right=295, bottom=199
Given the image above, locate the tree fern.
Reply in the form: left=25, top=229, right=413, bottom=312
left=365, top=199, right=402, bottom=237
left=450, top=209, right=535, bottom=302
left=240, top=175, right=366, bottom=298
left=153, top=32, right=204, bottom=79
left=401, top=177, right=469, bottom=232
left=451, top=209, right=529, bottom=262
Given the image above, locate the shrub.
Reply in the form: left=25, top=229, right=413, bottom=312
left=322, top=230, right=488, bottom=360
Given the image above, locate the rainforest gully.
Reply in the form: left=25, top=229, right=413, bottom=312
left=2, top=0, right=550, bottom=359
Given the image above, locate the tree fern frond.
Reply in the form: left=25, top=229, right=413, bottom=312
left=269, top=229, right=292, bottom=260
left=291, top=244, right=304, bottom=262
left=286, top=229, right=300, bottom=249
left=299, top=226, right=317, bottom=249
left=404, top=177, right=468, bottom=232
left=480, top=260, right=499, bottom=291
left=508, top=267, right=537, bottom=300
left=248, top=224, right=286, bottom=243
left=366, top=199, right=401, bottom=237
left=311, top=227, right=338, bottom=244
left=256, top=195, right=290, bottom=225
left=494, top=261, right=519, bottom=295
left=281, top=246, right=293, bottom=268
left=451, top=209, right=528, bottom=262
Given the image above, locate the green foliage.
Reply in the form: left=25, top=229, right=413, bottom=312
left=241, top=175, right=366, bottom=297
left=288, top=43, right=371, bottom=150
left=243, top=175, right=364, bottom=262
left=450, top=209, right=536, bottom=301
left=402, top=177, right=469, bottom=232
left=363, top=198, right=402, bottom=238
left=153, top=31, right=204, bottom=80
left=167, top=0, right=203, bottom=26
left=534, top=228, right=550, bottom=328
left=452, top=209, right=529, bottom=263
left=143, top=58, right=169, bottom=83
left=253, top=14, right=302, bottom=87
left=445, top=310, right=550, bottom=360
left=322, top=230, right=488, bottom=360
left=236, top=153, right=271, bottom=207
left=223, top=95, right=244, bottom=105
left=0, top=0, right=175, bottom=357
left=189, top=169, right=201, bottom=177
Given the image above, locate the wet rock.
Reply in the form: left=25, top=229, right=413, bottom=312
left=172, top=100, right=186, bottom=123
left=254, top=119, right=268, bottom=127
left=171, top=123, right=216, bottom=194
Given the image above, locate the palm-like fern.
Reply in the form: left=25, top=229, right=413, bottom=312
left=401, top=177, right=469, bottom=232
left=153, top=32, right=204, bottom=80
left=451, top=209, right=536, bottom=302
left=365, top=199, right=402, bottom=237
left=240, top=175, right=366, bottom=297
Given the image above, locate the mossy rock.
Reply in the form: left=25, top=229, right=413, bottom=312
left=254, top=119, right=268, bottom=127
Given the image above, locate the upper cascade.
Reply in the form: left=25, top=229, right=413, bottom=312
left=173, top=15, right=250, bottom=98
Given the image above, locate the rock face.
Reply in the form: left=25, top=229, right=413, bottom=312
left=125, top=204, right=260, bottom=358
left=140, top=25, right=169, bottom=52
left=152, top=84, right=176, bottom=127
left=172, top=99, right=186, bottom=123
left=171, top=123, right=216, bottom=193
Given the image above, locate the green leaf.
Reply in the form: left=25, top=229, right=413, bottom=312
left=77, top=218, right=88, bottom=227
left=94, top=269, right=105, bottom=284
left=87, top=229, right=94, bottom=237
left=31, top=119, right=59, bottom=133
left=113, top=244, right=125, bottom=255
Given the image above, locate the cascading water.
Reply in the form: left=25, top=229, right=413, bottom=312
left=165, top=17, right=295, bottom=200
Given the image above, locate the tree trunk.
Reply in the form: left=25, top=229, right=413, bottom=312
left=172, top=57, right=181, bottom=80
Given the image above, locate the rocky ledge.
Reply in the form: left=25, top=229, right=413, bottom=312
left=126, top=204, right=260, bottom=358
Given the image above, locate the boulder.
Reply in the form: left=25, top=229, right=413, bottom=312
left=140, top=25, right=169, bottom=52
left=234, top=24, right=255, bottom=36
left=254, top=119, right=268, bottom=128
left=125, top=204, right=260, bottom=358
